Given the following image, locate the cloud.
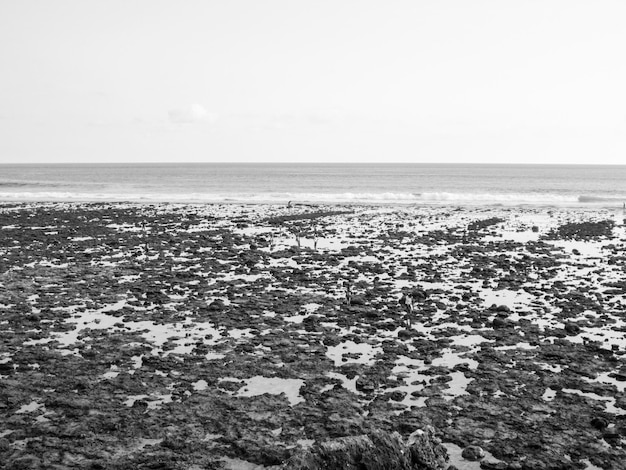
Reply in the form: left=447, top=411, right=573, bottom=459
left=168, top=104, right=217, bottom=124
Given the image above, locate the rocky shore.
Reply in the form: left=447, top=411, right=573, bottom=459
left=1, top=202, right=625, bottom=469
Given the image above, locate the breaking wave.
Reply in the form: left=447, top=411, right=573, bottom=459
left=1, top=190, right=624, bottom=207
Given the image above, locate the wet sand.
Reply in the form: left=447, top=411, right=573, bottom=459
left=1, top=202, right=625, bottom=469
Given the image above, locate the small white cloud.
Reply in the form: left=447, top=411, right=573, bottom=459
left=168, top=103, right=217, bottom=124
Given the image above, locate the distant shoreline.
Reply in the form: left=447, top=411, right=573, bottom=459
left=2, top=161, right=626, bottom=167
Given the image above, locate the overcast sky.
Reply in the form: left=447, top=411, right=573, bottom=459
left=1, top=0, right=625, bottom=164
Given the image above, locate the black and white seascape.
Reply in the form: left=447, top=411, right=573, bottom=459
left=2, top=2, right=626, bottom=470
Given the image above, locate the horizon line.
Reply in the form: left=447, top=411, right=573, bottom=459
left=2, top=161, right=626, bottom=167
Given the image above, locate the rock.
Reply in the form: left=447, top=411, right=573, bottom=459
left=355, top=377, right=377, bottom=393
left=132, top=399, right=149, bottom=411
left=11, top=454, right=43, bottom=469
left=283, top=429, right=448, bottom=470
left=398, top=329, right=415, bottom=340
left=388, top=390, right=407, bottom=402
left=0, top=437, right=9, bottom=452
left=610, top=372, right=626, bottom=382
left=564, top=322, right=581, bottom=335
left=603, top=430, right=620, bottom=445
left=207, top=299, right=225, bottom=311
left=492, top=317, right=509, bottom=329
left=590, top=416, right=609, bottom=430
left=491, top=305, right=511, bottom=313
left=461, top=445, right=485, bottom=461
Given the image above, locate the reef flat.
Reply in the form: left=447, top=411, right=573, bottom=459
left=1, top=202, right=625, bottom=469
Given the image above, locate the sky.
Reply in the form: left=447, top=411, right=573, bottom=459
left=1, top=0, right=625, bottom=164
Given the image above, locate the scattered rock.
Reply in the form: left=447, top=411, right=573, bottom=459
left=461, top=445, right=485, bottom=461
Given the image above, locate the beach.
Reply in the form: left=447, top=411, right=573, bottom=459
left=1, top=202, right=625, bottom=469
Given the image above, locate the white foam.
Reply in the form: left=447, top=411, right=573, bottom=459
left=0, top=190, right=604, bottom=207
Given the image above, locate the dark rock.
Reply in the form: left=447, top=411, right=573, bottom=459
left=398, top=329, right=417, bottom=340
left=590, top=416, right=609, bottom=430
left=388, top=390, right=407, bottom=402
left=564, top=322, right=581, bottom=335
left=208, top=300, right=225, bottom=311
left=610, top=372, right=626, bottom=382
left=603, top=430, right=620, bottom=445
left=0, top=437, right=9, bottom=452
left=492, top=317, right=509, bottom=329
left=132, top=399, right=149, bottom=411
left=283, top=429, right=448, bottom=470
left=461, top=445, right=485, bottom=461
left=355, top=377, right=377, bottom=393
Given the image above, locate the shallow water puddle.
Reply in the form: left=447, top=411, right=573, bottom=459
left=24, top=300, right=223, bottom=360
left=205, top=352, right=226, bottom=360
left=443, top=443, right=502, bottom=470
left=284, top=314, right=309, bottom=324
left=562, top=388, right=625, bottom=415
left=557, top=320, right=626, bottom=351
left=235, top=376, right=305, bottom=406
left=388, top=370, right=430, bottom=408
left=483, top=230, right=540, bottom=243
left=302, top=302, right=321, bottom=313
left=443, top=371, right=473, bottom=400
left=220, top=457, right=266, bottom=470
left=16, top=401, right=44, bottom=414
left=541, top=387, right=557, bottom=402
left=446, top=333, right=492, bottom=348
left=478, top=288, right=535, bottom=311
left=388, top=355, right=474, bottom=406
left=267, top=257, right=299, bottom=269
left=24, top=301, right=126, bottom=348
left=326, top=371, right=360, bottom=394
left=101, top=365, right=120, bottom=380
left=431, top=349, right=479, bottom=370
left=494, top=342, right=538, bottom=351
left=124, top=394, right=173, bottom=410
left=219, top=272, right=270, bottom=283
left=581, top=461, right=604, bottom=470
left=326, top=340, right=382, bottom=367
left=548, top=239, right=608, bottom=258
left=192, top=379, right=208, bottom=391
left=592, top=372, right=626, bottom=393
left=229, top=328, right=253, bottom=339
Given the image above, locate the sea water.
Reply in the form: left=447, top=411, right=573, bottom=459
left=2, top=163, right=626, bottom=206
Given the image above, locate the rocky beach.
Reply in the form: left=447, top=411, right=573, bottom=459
left=1, top=202, right=626, bottom=470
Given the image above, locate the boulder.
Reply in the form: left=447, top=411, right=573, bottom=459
left=283, top=429, right=448, bottom=470
left=461, top=445, right=485, bottom=461
left=590, top=416, right=609, bottom=430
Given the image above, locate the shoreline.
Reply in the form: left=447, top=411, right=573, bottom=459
left=2, top=198, right=626, bottom=211
left=1, top=202, right=625, bottom=469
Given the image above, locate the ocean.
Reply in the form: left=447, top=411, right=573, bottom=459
left=2, top=163, right=626, bottom=207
